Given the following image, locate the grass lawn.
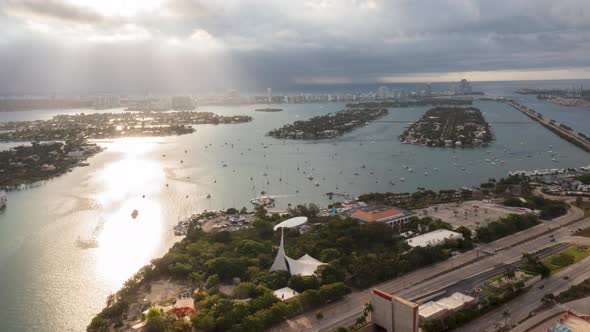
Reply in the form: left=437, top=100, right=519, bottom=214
left=542, top=246, right=590, bottom=273
left=484, top=270, right=535, bottom=290
left=479, top=288, right=495, bottom=297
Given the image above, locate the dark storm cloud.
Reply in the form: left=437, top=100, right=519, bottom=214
left=0, top=0, right=590, bottom=94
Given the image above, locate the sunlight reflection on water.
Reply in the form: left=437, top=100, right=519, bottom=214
left=94, top=138, right=166, bottom=286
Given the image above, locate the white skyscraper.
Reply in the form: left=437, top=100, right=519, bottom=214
left=267, top=88, right=272, bottom=103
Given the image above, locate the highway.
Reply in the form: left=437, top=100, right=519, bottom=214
left=456, top=254, right=590, bottom=332
left=271, top=202, right=586, bottom=332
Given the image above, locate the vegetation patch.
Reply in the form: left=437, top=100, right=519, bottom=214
left=541, top=246, right=590, bottom=273
left=88, top=206, right=464, bottom=332
left=554, top=278, right=590, bottom=303
left=474, top=213, right=539, bottom=243
left=503, top=195, right=568, bottom=220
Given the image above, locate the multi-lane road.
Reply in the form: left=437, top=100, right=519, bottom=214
left=272, top=201, right=587, bottom=332
left=456, top=254, right=590, bottom=332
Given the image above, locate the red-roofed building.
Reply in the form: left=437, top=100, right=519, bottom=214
left=351, top=206, right=416, bottom=227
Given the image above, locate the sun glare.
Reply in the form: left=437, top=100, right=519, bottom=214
left=93, top=138, right=166, bottom=286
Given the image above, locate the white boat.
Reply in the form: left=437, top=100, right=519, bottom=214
left=307, top=174, right=314, bottom=180
left=250, top=196, right=275, bottom=207
left=314, top=181, right=320, bottom=187
left=400, top=177, right=406, bottom=182
left=0, top=191, right=6, bottom=209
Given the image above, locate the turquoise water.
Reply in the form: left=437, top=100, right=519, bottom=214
left=0, top=97, right=589, bottom=331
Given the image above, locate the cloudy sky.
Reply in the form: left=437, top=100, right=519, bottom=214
left=1, top=0, right=590, bottom=94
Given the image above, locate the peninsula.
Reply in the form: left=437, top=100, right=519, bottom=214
left=0, top=111, right=252, bottom=141
left=400, top=107, right=493, bottom=147
left=88, top=171, right=582, bottom=332
left=267, top=108, right=387, bottom=139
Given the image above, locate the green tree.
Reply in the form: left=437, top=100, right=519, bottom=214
left=145, top=315, right=168, bottom=332
left=252, top=219, right=274, bottom=239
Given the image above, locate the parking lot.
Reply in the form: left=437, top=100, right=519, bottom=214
left=416, top=200, right=529, bottom=230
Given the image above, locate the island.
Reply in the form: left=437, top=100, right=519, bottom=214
left=267, top=108, right=387, bottom=139
left=0, top=111, right=252, bottom=141
left=346, top=99, right=472, bottom=109
left=0, top=111, right=253, bottom=186
left=399, top=107, right=493, bottom=147
left=0, top=140, right=103, bottom=187
left=255, top=108, right=283, bottom=112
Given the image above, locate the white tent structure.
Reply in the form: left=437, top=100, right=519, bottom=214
left=286, top=254, right=325, bottom=276
left=269, top=217, right=325, bottom=276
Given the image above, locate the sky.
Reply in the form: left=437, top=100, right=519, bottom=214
left=1, top=0, right=590, bottom=94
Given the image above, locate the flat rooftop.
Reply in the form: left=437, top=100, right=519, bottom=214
left=406, top=229, right=463, bottom=248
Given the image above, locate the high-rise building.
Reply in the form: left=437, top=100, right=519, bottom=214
left=458, top=79, right=471, bottom=94
left=266, top=88, right=272, bottom=103
left=171, top=96, right=193, bottom=110
left=371, top=289, right=419, bottom=332
left=377, top=86, right=389, bottom=99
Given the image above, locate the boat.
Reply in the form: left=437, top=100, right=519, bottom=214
left=131, top=209, right=139, bottom=219
left=424, top=172, right=429, bottom=176
left=206, top=194, right=211, bottom=199
left=307, top=174, right=314, bottom=180
left=0, top=191, right=6, bottom=210
left=314, top=181, right=320, bottom=187
left=255, top=108, right=283, bottom=112
left=400, top=177, right=406, bottom=182
left=250, top=196, right=275, bottom=207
